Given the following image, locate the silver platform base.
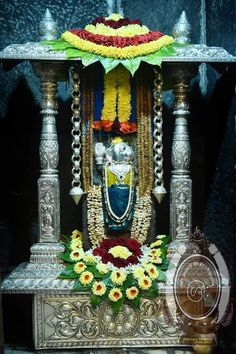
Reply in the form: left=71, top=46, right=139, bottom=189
left=1, top=263, right=186, bottom=350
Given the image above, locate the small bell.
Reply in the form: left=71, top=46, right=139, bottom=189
left=69, top=186, right=84, bottom=205
left=153, top=185, right=167, bottom=204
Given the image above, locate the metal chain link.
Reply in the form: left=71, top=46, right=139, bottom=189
left=71, top=67, right=82, bottom=189
left=153, top=68, right=165, bottom=188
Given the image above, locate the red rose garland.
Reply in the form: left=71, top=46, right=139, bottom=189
left=93, top=237, right=142, bottom=268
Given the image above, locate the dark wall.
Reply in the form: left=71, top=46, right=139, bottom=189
left=0, top=0, right=235, bottom=351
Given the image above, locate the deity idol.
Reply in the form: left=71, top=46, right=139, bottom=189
left=94, top=137, right=135, bottom=234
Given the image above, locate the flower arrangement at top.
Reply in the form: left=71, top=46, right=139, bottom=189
left=43, top=13, right=178, bottom=134
left=59, top=230, right=170, bottom=314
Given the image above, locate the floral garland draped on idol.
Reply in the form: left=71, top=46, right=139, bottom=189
left=43, top=13, right=176, bottom=312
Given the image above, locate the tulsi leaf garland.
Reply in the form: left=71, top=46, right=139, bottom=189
left=42, top=13, right=177, bottom=75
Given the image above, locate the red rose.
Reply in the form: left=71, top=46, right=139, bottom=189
left=102, top=120, right=113, bottom=132
left=114, top=237, right=127, bottom=246
left=119, top=122, right=137, bottom=134
left=126, top=238, right=141, bottom=251
left=126, top=255, right=139, bottom=265
left=112, top=257, right=127, bottom=268
left=92, top=121, right=103, bottom=130
left=93, top=248, right=107, bottom=258
left=101, top=239, right=115, bottom=249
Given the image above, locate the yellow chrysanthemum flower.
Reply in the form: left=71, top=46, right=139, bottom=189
left=138, top=276, right=152, bottom=290
left=150, top=239, right=163, bottom=248
left=71, top=229, right=83, bottom=240
left=133, top=266, right=145, bottom=279
left=85, top=23, right=149, bottom=37
left=74, top=261, right=86, bottom=274
left=108, top=288, right=123, bottom=302
left=92, top=281, right=106, bottom=296
left=150, top=248, right=162, bottom=257
left=126, top=286, right=139, bottom=300
left=96, top=263, right=109, bottom=274
left=79, top=271, right=94, bottom=285
left=110, top=270, right=127, bottom=285
left=69, top=248, right=84, bottom=261
left=151, top=256, right=163, bottom=264
left=70, top=239, right=83, bottom=250
left=157, top=235, right=167, bottom=239
left=145, top=264, right=159, bottom=280
left=83, top=254, right=96, bottom=263
left=108, top=245, right=132, bottom=260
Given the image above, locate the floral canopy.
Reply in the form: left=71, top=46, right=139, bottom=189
left=43, top=13, right=179, bottom=75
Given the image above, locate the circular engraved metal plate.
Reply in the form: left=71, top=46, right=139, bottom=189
left=174, top=254, right=221, bottom=320
left=99, top=302, right=139, bottom=336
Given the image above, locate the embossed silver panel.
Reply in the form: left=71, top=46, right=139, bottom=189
left=34, top=294, right=183, bottom=349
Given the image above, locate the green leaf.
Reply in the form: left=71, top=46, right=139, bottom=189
left=66, top=48, right=85, bottom=59
left=156, top=268, right=167, bottom=282
left=82, top=52, right=100, bottom=66
left=41, top=39, right=74, bottom=51
left=121, top=58, right=141, bottom=76
left=122, top=274, right=134, bottom=290
left=58, top=264, right=80, bottom=279
left=129, top=293, right=141, bottom=308
left=73, top=279, right=91, bottom=291
left=90, top=294, right=105, bottom=308
left=160, top=258, right=170, bottom=271
left=57, top=252, right=75, bottom=264
left=110, top=296, right=125, bottom=314
left=144, top=285, right=159, bottom=298
left=86, top=265, right=103, bottom=278
left=141, top=55, right=162, bottom=66
left=100, top=58, right=120, bottom=73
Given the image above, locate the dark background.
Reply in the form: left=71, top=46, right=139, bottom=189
left=0, top=0, right=235, bottom=352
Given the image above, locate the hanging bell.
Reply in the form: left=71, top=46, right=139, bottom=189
left=69, top=186, right=84, bottom=205
left=153, top=185, right=167, bottom=204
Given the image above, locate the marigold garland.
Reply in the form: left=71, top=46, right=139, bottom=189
left=96, top=65, right=132, bottom=134
left=61, top=31, right=174, bottom=59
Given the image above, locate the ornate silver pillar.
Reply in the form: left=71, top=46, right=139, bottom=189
left=169, top=64, right=198, bottom=242
left=30, top=62, right=65, bottom=265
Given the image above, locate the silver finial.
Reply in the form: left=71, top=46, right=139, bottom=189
left=39, top=9, right=58, bottom=41
left=173, top=11, right=191, bottom=44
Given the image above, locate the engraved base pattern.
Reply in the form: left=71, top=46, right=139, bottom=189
left=34, top=294, right=183, bottom=349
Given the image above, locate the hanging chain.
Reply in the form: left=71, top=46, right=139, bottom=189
left=153, top=68, right=166, bottom=203
left=71, top=66, right=82, bottom=189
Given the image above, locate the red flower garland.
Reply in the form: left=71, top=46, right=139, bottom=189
left=92, top=17, right=142, bottom=28
left=92, top=120, right=137, bottom=134
left=70, top=29, right=164, bottom=48
left=93, top=237, right=142, bottom=268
